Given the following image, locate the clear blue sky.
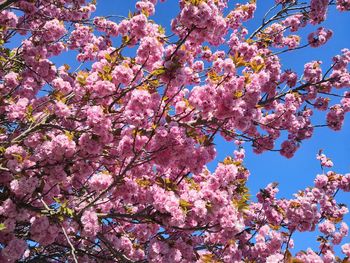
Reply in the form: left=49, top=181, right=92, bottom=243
left=55, top=0, right=350, bottom=255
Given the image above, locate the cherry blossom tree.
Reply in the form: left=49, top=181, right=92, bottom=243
left=0, top=0, right=349, bottom=262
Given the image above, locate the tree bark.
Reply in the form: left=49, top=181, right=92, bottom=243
left=0, top=0, right=19, bottom=11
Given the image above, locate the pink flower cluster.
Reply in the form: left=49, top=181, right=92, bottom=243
left=310, top=0, right=329, bottom=24
left=308, top=27, right=333, bottom=47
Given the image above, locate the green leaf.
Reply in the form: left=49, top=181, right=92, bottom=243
left=158, top=25, right=165, bottom=35
left=122, top=35, right=130, bottom=44
left=179, top=199, right=192, bottom=209
left=156, top=177, right=177, bottom=191
left=141, top=9, right=149, bottom=17
left=0, top=147, right=6, bottom=154
left=0, top=223, right=6, bottom=231
left=64, top=207, right=74, bottom=218
left=179, top=199, right=192, bottom=213
left=151, top=67, right=166, bottom=76
left=285, top=249, right=292, bottom=263
left=53, top=197, right=61, bottom=203
left=105, top=53, right=112, bottom=62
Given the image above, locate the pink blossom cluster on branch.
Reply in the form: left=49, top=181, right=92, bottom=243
left=0, top=0, right=349, bottom=262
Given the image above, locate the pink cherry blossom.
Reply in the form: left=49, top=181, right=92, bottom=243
left=0, top=0, right=349, bottom=261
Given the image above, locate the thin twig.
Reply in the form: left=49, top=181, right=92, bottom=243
left=61, top=224, right=79, bottom=263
